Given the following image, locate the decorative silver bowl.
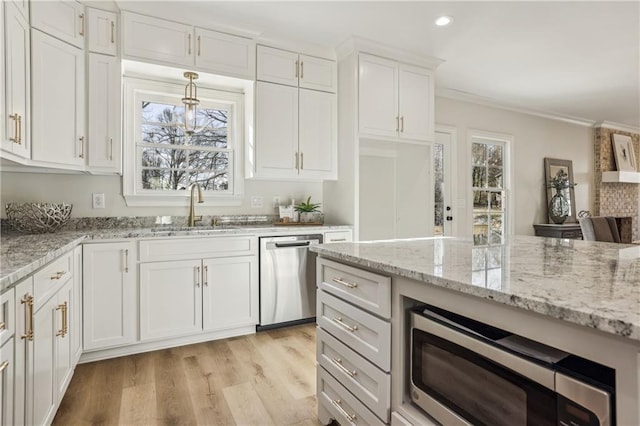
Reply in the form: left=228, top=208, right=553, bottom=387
left=6, top=202, right=73, bottom=234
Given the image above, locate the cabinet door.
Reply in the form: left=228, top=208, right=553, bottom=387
left=256, top=45, right=299, bottom=86
left=7, top=0, right=28, bottom=20
left=31, top=1, right=85, bottom=49
left=398, top=64, right=434, bottom=142
left=299, top=54, right=337, bottom=93
left=202, top=256, right=258, bottom=331
left=0, top=338, right=15, bottom=426
left=87, top=8, right=117, bottom=56
left=139, top=260, right=203, bottom=341
left=31, top=30, right=85, bottom=167
left=122, top=11, right=193, bottom=67
left=299, top=89, right=337, bottom=180
left=83, top=242, right=136, bottom=350
left=254, top=82, right=299, bottom=178
left=13, top=278, right=33, bottom=426
left=88, top=53, right=121, bottom=172
left=54, top=281, right=73, bottom=402
left=71, top=246, right=82, bottom=364
left=2, top=1, right=30, bottom=159
left=32, top=296, right=56, bottom=426
left=358, top=54, right=398, bottom=139
left=195, top=28, right=255, bottom=79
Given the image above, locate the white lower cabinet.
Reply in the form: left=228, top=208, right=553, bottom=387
left=83, top=242, right=136, bottom=350
left=1, top=337, right=15, bottom=426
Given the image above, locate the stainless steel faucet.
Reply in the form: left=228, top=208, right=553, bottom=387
left=188, top=183, right=204, bottom=226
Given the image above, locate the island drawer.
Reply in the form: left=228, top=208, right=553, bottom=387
left=0, top=289, right=15, bottom=346
left=317, top=290, right=390, bottom=372
left=317, top=327, right=390, bottom=421
left=138, top=235, right=257, bottom=261
left=33, top=251, right=73, bottom=310
left=318, top=258, right=391, bottom=319
left=318, top=365, right=385, bottom=426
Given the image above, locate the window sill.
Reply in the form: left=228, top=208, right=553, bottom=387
left=123, top=193, right=243, bottom=207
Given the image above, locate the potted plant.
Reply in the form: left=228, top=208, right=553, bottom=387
left=294, top=196, right=322, bottom=223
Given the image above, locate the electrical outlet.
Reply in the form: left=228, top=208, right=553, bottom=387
left=92, top=193, right=106, bottom=209
left=272, top=196, right=281, bottom=208
left=251, top=196, right=263, bottom=208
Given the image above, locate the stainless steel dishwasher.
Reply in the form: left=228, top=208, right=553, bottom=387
left=258, top=234, right=323, bottom=329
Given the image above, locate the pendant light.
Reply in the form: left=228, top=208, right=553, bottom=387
left=182, top=71, right=200, bottom=135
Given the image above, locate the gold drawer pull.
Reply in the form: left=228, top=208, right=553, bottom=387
left=110, top=21, right=115, bottom=43
left=50, top=271, right=67, bottom=280
left=203, top=265, right=208, bottom=287
left=332, top=317, right=357, bottom=332
left=56, top=302, right=68, bottom=337
left=332, top=277, right=357, bottom=289
left=0, top=360, right=9, bottom=373
left=0, top=321, right=4, bottom=330
left=330, top=238, right=347, bottom=242
left=21, top=295, right=34, bottom=341
left=331, top=399, right=357, bottom=424
left=331, top=358, right=356, bottom=378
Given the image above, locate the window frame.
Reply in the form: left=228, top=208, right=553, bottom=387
left=123, top=77, right=245, bottom=206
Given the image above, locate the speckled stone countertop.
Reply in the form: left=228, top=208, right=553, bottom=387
left=0, top=223, right=351, bottom=293
left=310, top=236, right=640, bottom=342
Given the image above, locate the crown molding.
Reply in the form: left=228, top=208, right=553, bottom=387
left=436, top=88, right=596, bottom=128
left=336, top=36, right=444, bottom=70
left=593, top=121, right=640, bottom=135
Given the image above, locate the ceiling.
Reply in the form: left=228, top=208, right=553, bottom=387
left=118, top=1, right=640, bottom=128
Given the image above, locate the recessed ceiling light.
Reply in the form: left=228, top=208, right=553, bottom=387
left=435, top=16, right=453, bottom=27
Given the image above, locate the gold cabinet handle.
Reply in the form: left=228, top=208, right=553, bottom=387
left=197, top=35, right=201, bottom=56
left=300, top=152, right=304, bottom=170
left=9, top=113, right=21, bottom=144
left=188, top=33, right=192, bottom=55
left=332, top=277, right=357, bottom=289
left=203, top=265, right=208, bottom=287
left=331, top=358, right=357, bottom=378
left=17, top=114, right=21, bottom=144
left=50, top=271, right=67, bottom=280
left=0, top=321, right=5, bottom=330
left=109, top=138, right=114, bottom=161
left=300, top=61, right=304, bottom=79
left=330, top=399, right=356, bottom=423
left=110, top=21, right=115, bottom=43
left=332, top=316, right=358, bottom=332
left=124, top=249, right=129, bottom=273
left=195, top=266, right=201, bottom=287
left=395, top=116, right=399, bottom=132
left=295, top=152, right=299, bottom=170
left=400, top=116, right=404, bottom=132
left=0, top=361, right=9, bottom=374
left=79, top=13, right=85, bottom=36
left=295, top=60, right=299, bottom=78
left=21, top=295, right=34, bottom=341
left=56, top=302, right=68, bottom=337
left=79, top=136, right=85, bottom=158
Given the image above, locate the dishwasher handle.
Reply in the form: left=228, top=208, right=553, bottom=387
left=275, top=241, right=311, bottom=248
left=266, top=238, right=321, bottom=250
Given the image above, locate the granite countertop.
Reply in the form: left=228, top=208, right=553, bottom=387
left=0, top=223, right=351, bottom=293
left=310, top=236, right=640, bottom=342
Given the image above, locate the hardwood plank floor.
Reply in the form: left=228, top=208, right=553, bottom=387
left=53, top=324, right=324, bottom=426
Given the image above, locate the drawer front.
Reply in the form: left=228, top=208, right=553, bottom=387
left=139, top=235, right=257, bottom=261
left=318, top=366, right=385, bottom=426
left=324, top=230, right=353, bottom=243
left=317, top=291, right=390, bottom=371
left=318, top=257, right=391, bottom=319
left=317, top=327, right=390, bottom=421
left=0, top=289, right=15, bottom=346
left=33, top=251, right=73, bottom=309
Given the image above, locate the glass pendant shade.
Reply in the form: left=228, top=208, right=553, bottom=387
left=182, top=71, right=200, bottom=135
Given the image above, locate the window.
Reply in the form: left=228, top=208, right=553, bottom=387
left=123, top=77, right=244, bottom=206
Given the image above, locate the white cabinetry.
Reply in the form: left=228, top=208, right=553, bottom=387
left=257, top=45, right=337, bottom=92
left=359, top=54, right=434, bottom=143
left=71, top=246, right=82, bottom=364
left=7, top=0, right=28, bottom=20
left=324, top=229, right=353, bottom=243
left=31, top=29, right=85, bottom=167
left=0, top=288, right=15, bottom=426
left=358, top=54, right=434, bottom=141
left=2, top=1, right=30, bottom=159
left=87, top=53, right=121, bottom=172
left=122, top=11, right=255, bottom=79
left=30, top=0, right=85, bottom=49
left=13, top=277, right=32, bottom=426
left=83, top=242, right=136, bottom=351
left=87, top=8, right=117, bottom=56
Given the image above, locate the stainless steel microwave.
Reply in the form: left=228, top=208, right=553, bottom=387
left=410, top=306, right=614, bottom=426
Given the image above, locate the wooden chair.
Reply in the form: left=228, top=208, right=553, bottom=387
left=578, top=216, right=621, bottom=242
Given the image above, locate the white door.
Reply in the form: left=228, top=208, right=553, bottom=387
left=139, top=260, right=203, bottom=341
left=358, top=54, right=398, bottom=138
left=88, top=53, right=120, bottom=172
left=0, top=338, right=15, bottom=426
left=87, top=8, right=117, bottom=56
left=83, top=242, right=136, bottom=350
left=434, top=128, right=456, bottom=237
left=298, top=89, right=337, bottom=180
left=298, top=54, right=337, bottom=93
left=254, top=81, right=299, bottom=178
left=256, top=45, right=299, bottom=86
left=30, top=0, right=85, bottom=49
left=54, top=281, right=73, bottom=402
left=2, top=1, right=30, bottom=158
left=31, top=30, right=85, bottom=167
left=202, top=256, right=258, bottom=331
left=195, top=28, right=255, bottom=79
left=398, top=64, right=434, bottom=142
left=32, top=296, right=56, bottom=426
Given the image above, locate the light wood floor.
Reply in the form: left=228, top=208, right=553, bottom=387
left=53, top=324, right=324, bottom=426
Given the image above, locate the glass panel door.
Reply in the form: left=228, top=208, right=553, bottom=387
left=434, top=130, right=454, bottom=236
left=472, top=138, right=506, bottom=245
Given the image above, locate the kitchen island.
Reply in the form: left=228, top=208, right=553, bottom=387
left=311, top=236, right=640, bottom=425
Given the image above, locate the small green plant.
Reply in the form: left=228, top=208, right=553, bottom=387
left=294, top=196, right=321, bottom=213
left=547, top=169, right=577, bottom=190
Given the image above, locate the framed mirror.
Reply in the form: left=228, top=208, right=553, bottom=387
left=544, top=158, right=577, bottom=224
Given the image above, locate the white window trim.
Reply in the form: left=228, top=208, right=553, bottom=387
left=122, top=76, right=245, bottom=207
left=467, top=128, right=515, bottom=240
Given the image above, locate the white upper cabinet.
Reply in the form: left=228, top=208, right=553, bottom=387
left=298, top=89, right=338, bottom=179
left=122, top=12, right=255, bottom=79
left=87, top=8, right=117, bottom=56
left=359, top=53, right=434, bottom=143
left=31, top=30, right=85, bottom=167
left=2, top=1, right=30, bottom=159
left=31, top=1, right=85, bottom=49
left=7, top=0, right=28, bottom=20
left=257, top=45, right=337, bottom=93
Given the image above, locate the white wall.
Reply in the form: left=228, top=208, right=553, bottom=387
left=0, top=172, right=322, bottom=218
left=435, top=96, right=593, bottom=236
